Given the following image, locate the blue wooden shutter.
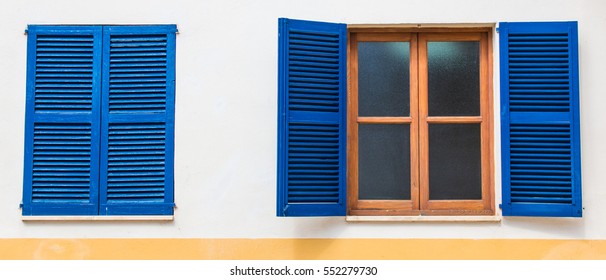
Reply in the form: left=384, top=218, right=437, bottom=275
left=99, top=25, right=176, bottom=215
left=500, top=22, right=582, bottom=217
left=22, top=26, right=102, bottom=215
left=277, top=18, right=347, bottom=216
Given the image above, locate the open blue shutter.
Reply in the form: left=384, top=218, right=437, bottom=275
left=22, top=26, right=102, bottom=215
left=99, top=25, right=176, bottom=215
left=500, top=22, right=582, bottom=217
left=277, top=18, right=347, bottom=216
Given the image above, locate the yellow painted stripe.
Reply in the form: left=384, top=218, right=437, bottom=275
left=1, top=239, right=605, bottom=260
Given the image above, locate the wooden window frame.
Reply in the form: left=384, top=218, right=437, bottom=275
left=347, top=27, right=494, bottom=216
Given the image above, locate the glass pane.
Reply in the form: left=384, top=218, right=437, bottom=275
left=359, top=124, right=411, bottom=200
left=358, top=42, right=410, bottom=117
left=428, top=41, right=480, bottom=116
left=428, top=124, right=481, bottom=200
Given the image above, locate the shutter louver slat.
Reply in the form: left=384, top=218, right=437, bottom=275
left=107, top=123, right=166, bottom=202
left=288, top=29, right=341, bottom=114
left=100, top=25, right=176, bottom=215
left=108, top=34, right=168, bottom=113
left=32, top=123, right=92, bottom=203
left=500, top=22, right=581, bottom=217
left=508, top=32, right=571, bottom=113
left=277, top=18, right=347, bottom=216
left=34, top=35, right=94, bottom=113
left=510, top=123, right=573, bottom=204
left=288, top=123, right=340, bottom=203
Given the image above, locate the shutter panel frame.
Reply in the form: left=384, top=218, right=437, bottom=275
left=22, top=26, right=102, bottom=215
left=99, top=25, right=176, bottom=215
left=277, top=18, right=347, bottom=217
left=500, top=21, right=582, bottom=217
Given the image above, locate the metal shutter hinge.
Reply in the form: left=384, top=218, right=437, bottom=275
left=24, top=29, right=28, bottom=35
left=495, top=28, right=499, bottom=33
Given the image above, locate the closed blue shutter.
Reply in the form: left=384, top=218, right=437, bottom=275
left=99, top=26, right=176, bottom=215
left=22, top=26, right=102, bottom=215
left=277, top=18, right=347, bottom=216
left=500, top=22, right=582, bottom=217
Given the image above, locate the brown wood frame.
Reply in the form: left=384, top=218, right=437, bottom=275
left=347, top=28, right=494, bottom=216
left=347, top=32, right=419, bottom=216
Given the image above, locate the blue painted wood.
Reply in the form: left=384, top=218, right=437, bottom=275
left=99, top=25, right=176, bottom=215
left=23, top=25, right=175, bottom=216
left=277, top=18, right=347, bottom=216
left=500, top=21, right=582, bottom=217
left=22, top=26, right=102, bottom=215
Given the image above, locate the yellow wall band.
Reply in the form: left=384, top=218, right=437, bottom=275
left=1, top=239, right=605, bottom=260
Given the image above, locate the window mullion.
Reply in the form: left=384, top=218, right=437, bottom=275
left=410, top=33, right=421, bottom=211
left=418, top=33, right=431, bottom=211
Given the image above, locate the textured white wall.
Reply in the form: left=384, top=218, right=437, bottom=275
left=0, top=0, right=605, bottom=238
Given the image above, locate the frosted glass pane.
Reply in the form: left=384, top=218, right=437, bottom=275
left=428, top=124, right=481, bottom=200
left=358, top=42, right=410, bottom=117
left=359, top=124, right=411, bottom=200
left=428, top=41, right=480, bottom=116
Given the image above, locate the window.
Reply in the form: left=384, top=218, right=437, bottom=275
left=347, top=29, right=493, bottom=216
left=22, top=25, right=176, bottom=216
left=277, top=19, right=581, bottom=218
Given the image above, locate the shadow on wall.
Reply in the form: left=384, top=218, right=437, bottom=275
left=502, top=216, right=586, bottom=239
left=291, top=218, right=347, bottom=259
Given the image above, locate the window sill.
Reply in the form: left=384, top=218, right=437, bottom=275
left=21, top=215, right=173, bottom=221
left=346, top=215, right=501, bottom=222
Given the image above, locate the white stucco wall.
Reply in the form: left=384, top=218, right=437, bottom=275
left=0, top=0, right=605, bottom=239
